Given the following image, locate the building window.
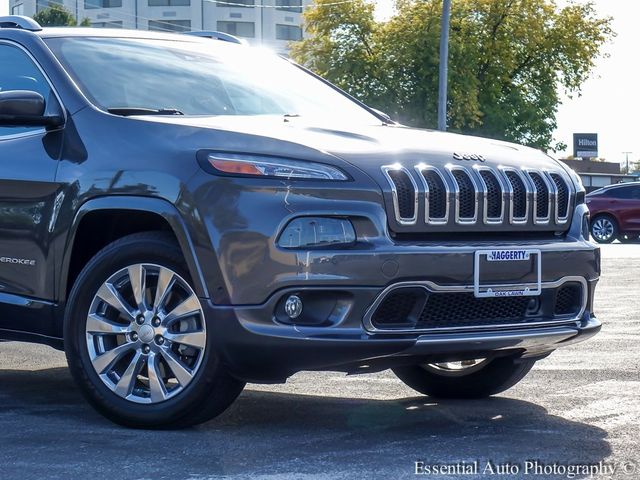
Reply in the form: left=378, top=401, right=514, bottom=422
left=216, top=21, right=255, bottom=38
left=276, top=0, right=301, bottom=13
left=36, top=0, right=63, bottom=12
left=11, top=4, right=25, bottom=15
left=92, top=21, right=124, bottom=28
left=85, top=0, right=123, bottom=9
left=148, top=19, right=191, bottom=32
left=214, top=0, right=254, bottom=8
left=276, top=24, right=302, bottom=41
left=148, top=0, right=191, bottom=6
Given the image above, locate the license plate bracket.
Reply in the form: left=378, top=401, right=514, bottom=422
left=473, top=249, right=541, bottom=298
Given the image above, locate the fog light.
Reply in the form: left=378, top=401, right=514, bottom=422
left=278, top=217, right=356, bottom=249
left=284, top=295, right=303, bottom=319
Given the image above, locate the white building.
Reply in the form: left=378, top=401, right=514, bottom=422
left=9, top=0, right=311, bottom=54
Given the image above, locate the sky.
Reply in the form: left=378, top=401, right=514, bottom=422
left=1, top=0, right=637, bottom=165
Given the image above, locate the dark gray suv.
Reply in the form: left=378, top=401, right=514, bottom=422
left=0, top=16, right=600, bottom=428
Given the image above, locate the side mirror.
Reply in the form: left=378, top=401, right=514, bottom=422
left=0, top=90, right=63, bottom=129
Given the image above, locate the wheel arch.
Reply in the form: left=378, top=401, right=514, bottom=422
left=58, top=196, right=211, bottom=303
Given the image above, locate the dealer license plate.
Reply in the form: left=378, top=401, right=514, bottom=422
left=473, top=249, right=541, bottom=298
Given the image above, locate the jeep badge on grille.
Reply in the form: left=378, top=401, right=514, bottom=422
left=453, top=152, right=486, bottom=162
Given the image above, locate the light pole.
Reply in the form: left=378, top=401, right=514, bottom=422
left=623, top=151, right=633, bottom=174
left=437, top=0, right=452, bottom=131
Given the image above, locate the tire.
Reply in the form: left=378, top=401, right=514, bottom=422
left=64, top=231, right=245, bottom=429
left=392, top=356, right=536, bottom=399
left=590, top=215, right=618, bottom=243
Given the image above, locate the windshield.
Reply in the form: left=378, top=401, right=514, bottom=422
left=45, top=36, right=380, bottom=124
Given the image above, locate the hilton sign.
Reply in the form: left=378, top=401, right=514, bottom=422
left=573, top=133, right=598, bottom=159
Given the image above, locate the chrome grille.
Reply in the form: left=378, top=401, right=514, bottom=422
left=448, top=167, right=478, bottom=224
left=478, top=168, right=504, bottom=223
left=381, top=164, right=573, bottom=230
left=550, top=173, right=570, bottom=222
left=527, top=171, right=551, bottom=223
left=416, top=166, right=448, bottom=223
left=503, top=169, right=528, bottom=222
left=382, top=166, right=418, bottom=225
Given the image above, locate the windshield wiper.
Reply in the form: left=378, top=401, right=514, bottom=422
left=107, top=107, right=184, bottom=116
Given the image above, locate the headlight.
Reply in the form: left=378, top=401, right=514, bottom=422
left=205, top=152, right=349, bottom=181
left=278, top=217, right=356, bottom=249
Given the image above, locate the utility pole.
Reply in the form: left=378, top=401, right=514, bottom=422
left=623, top=151, right=633, bottom=174
left=437, top=0, right=452, bottom=131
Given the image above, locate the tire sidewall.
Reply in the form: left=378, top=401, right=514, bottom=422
left=64, top=234, right=222, bottom=427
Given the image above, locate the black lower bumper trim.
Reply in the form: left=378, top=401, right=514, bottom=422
left=204, top=298, right=600, bottom=383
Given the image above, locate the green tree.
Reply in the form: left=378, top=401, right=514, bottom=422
left=291, top=0, right=613, bottom=151
left=33, top=4, right=91, bottom=27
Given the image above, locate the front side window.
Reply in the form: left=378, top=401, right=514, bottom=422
left=85, top=0, right=123, bottom=9
left=276, top=24, right=302, bottom=41
left=0, top=44, right=56, bottom=138
left=44, top=37, right=379, bottom=125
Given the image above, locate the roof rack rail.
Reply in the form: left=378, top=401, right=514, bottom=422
left=0, top=15, right=42, bottom=32
left=183, top=30, right=244, bottom=45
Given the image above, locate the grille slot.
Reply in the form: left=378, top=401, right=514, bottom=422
left=421, top=169, right=448, bottom=221
left=529, top=171, right=550, bottom=221
left=418, top=293, right=531, bottom=329
left=384, top=168, right=417, bottom=224
left=368, top=282, right=584, bottom=332
left=479, top=169, right=503, bottom=220
left=550, top=173, right=570, bottom=220
left=504, top=171, right=527, bottom=220
left=451, top=169, right=476, bottom=221
left=370, top=288, right=425, bottom=327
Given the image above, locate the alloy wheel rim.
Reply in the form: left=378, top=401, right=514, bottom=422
left=592, top=218, right=614, bottom=241
left=422, top=358, right=489, bottom=377
left=86, top=264, right=206, bottom=404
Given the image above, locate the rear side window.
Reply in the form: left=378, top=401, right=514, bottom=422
left=607, top=186, right=640, bottom=199
left=0, top=44, right=55, bottom=138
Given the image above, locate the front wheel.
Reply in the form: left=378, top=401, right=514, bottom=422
left=392, top=356, right=536, bottom=399
left=64, top=232, right=245, bottom=429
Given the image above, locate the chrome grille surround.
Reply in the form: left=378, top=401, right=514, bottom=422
left=363, top=276, right=588, bottom=334
left=414, top=164, right=450, bottom=224
left=499, top=166, right=531, bottom=225
left=525, top=169, right=553, bottom=225
left=381, top=165, right=418, bottom=225
left=548, top=172, right=571, bottom=224
left=446, top=165, right=480, bottom=224
left=474, top=165, right=507, bottom=225
left=381, top=164, right=574, bottom=229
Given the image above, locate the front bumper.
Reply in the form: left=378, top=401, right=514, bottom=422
left=205, top=290, right=600, bottom=383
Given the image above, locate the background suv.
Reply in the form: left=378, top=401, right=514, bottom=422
left=586, top=182, right=640, bottom=243
left=0, top=16, right=600, bottom=428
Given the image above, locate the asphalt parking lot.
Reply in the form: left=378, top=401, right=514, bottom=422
left=0, top=243, right=638, bottom=480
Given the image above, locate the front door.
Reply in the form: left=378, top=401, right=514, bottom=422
left=0, top=41, right=64, bottom=335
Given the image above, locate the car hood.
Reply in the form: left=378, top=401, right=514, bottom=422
left=140, top=115, right=562, bottom=174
